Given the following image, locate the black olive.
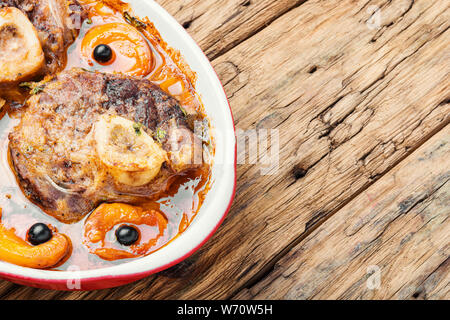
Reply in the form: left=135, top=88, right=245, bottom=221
left=27, top=223, right=52, bottom=245
left=93, top=44, right=113, bottom=63
left=116, top=225, right=139, bottom=246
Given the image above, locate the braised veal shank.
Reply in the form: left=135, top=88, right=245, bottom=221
left=9, top=68, right=203, bottom=223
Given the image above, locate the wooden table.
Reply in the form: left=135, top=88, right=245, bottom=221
left=0, top=0, right=448, bottom=300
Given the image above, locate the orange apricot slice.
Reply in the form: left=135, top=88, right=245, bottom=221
left=0, top=223, right=71, bottom=269
left=81, top=22, right=153, bottom=76
left=84, top=203, right=167, bottom=261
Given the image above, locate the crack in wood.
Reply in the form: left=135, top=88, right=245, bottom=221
left=370, top=0, right=415, bottom=42
left=234, top=128, right=450, bottom=299
left=230, top=121, right=450, bottom=299
left=410, top=256, right=449, bottom=299
left=207, top=0, right=310, bottom=60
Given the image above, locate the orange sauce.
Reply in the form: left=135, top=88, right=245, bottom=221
left=0, top=0, right=213, bottom=270
left=68, top=0, right=204, bottom=115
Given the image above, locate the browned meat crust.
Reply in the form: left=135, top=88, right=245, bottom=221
left=0, top=0, right=85, bottom=74
left=9, top=68, right=203, bottom=223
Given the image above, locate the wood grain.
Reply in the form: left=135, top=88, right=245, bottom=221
left=112, top=0, right=447, bottom=300
left=0, top=0, right=448, bottom=299
left=155, top=0, right=308, bottom=59
left=235, top=125, right=450, bottom=300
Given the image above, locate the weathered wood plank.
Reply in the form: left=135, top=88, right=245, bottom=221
left=0, top=0, right=449, bottom=299
left=105, top=0, right=448, bottom=300
left=155, top=0, right=308, bottom=59
left=234, top=126, right=450, bottom=300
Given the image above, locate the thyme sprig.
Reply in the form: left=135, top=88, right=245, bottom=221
left=133, top=122, right=143, bottom=136
left=155, top=128, right=167, bottom=143
left=123, top=12, right=146, bottom=29
left=19, top=82, right=45, bottom=95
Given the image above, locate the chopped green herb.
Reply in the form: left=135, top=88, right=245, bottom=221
left=133, top=123, right=143, bottom=136
left=155, top=128, right=167, bottom=143
left=123, top=12, right=146, bottom=29
left=179, top=106, right=188, bottom=117
left=19, top=82, right=45, bottom=95
left=31, top=86, right=45, bottom=95
left=19, top=82, right=33, bottom=89
left=80, top=67, right=94, bottom=73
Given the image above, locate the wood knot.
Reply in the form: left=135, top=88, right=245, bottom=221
left=308, top=65, right=318, bottom=74
left=182, top=20, right=192, bottom=29
left=292, top=165, right=308, bottom=180
left=412, top=289, right=423, bottom=299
